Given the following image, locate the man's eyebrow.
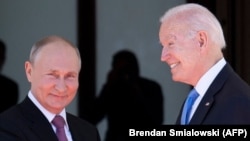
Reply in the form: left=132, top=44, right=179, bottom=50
left=164, top=34, right=176, bottom=40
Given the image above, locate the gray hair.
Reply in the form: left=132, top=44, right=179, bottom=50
left=29, top=35, right=81, bottom=67
left=160, top=3, right=226, bottom=49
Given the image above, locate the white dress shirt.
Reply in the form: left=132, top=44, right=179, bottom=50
left=28, top=91, right=73, bottom=141
left=189, top=58, right=226, bottom=121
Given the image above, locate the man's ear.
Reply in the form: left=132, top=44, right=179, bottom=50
left=25, top=61, right=32, bottom=82
left=197, top=30, right=208, bottom=48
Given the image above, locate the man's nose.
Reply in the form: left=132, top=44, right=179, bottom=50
left=161, top=47, right=170, bottom=62
left=55, top=79, right=67, bottom=92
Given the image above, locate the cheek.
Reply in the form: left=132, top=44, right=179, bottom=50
left=67, top=84, right=78, bottom=100
left=66, top=80, right=79, bottom=92
left=181, top=53, right=195, bottom=68
left=31, top=74, right=50, bottom=88
left=181, top=51, right=200, bottom=75
left=175, top=46, right=195, bottom=67
left=42, top=77, right=56, bottom=86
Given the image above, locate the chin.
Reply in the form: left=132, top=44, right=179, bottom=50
left=172, top=75, right=185, bottom=84
left=172, top=76, right=179, bottom=82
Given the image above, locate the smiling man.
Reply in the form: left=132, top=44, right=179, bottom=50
left=159, top=3, right=250, bottom=125
left=0, top=35, right=100, bottom=141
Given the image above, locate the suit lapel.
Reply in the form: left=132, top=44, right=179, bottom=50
left=189, top=64, right=231, bottom=124
left=67, top=114, right=86, bottom=141
left=19, top=97, right=58, bottom=140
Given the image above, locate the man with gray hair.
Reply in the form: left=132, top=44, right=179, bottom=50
left=159, top=3, right=250, bottom=125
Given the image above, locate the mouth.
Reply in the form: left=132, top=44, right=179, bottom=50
left=169, top=62, right=179, bottom=69
left=51, top=93, right=67, bottom=98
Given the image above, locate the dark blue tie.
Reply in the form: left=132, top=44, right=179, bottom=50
left=181, top=89, right=199, bottom=125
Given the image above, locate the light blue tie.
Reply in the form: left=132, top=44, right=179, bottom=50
left=181, top=88, right=199, bottom=125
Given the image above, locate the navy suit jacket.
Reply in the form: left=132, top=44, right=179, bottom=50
left=176, top=63, right=250, bottom=125
left=0, top=97, right=100, bottom=141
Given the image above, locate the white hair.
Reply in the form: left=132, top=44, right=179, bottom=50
left=160, top=3, right=226, bottom=49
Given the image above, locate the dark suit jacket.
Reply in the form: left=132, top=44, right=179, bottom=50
left=176, top=63, right=250, bottom=125
left=0, top=96, right=100, bottom=141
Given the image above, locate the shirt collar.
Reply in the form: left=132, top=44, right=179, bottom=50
left=195, top=58, right=226, bottom=96
left=28, top=91, right=69, bottom=128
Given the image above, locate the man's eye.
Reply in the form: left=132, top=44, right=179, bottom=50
left=47, top=73, right=58, bottom=78
left=169, top=42, right=174, bottom=46
left=67, top=74, right=77, bottom=79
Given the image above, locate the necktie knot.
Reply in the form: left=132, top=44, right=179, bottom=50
left=52, top=115, right=65, bottom=128
left=181, top=88, right=199, bottom=125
